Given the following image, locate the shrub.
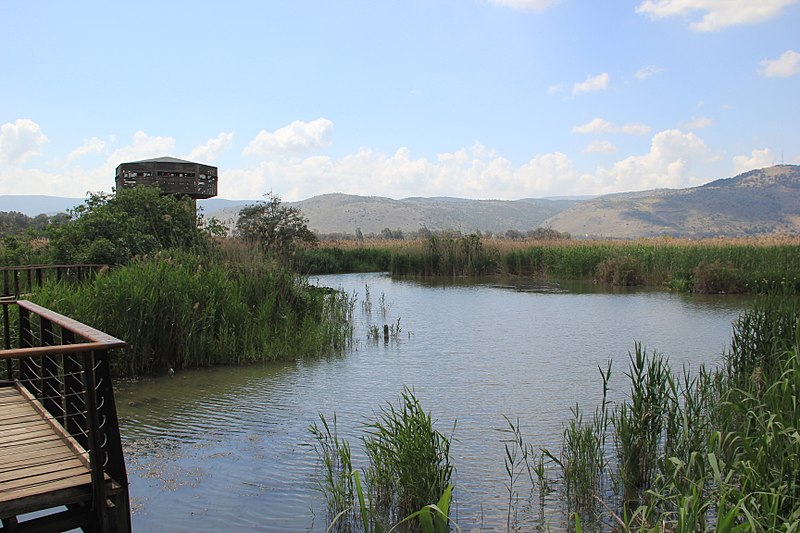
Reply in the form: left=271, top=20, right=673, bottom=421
left=692, top=260, right=745, bottom=294
left=595, top=256, right=644, bottom=286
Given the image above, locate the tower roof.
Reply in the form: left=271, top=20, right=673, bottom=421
left=129, top=156, right=197, bottom=164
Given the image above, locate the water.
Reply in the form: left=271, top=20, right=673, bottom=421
left=116, top=273, right=750, bottom=531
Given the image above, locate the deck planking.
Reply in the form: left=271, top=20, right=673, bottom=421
left=0, top=384, right=103, bottom=519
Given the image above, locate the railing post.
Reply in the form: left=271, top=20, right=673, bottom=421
left=2, top=270, right=8, bottom=298
left=26, top=268, right=33, bottom=295
left=94, top=348, right=131, bottom=531
left=36, top=267, right=43, bottom=290
left=13, top=269, right=20, bottom=299
left=82, top=349, right=109, bottom=532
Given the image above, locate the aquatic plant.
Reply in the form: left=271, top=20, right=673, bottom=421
left=310, top=387, right=456, bottom=532
left=31, top=250, right=354, bottom=376
left=535, top=291, right=800, bottom=530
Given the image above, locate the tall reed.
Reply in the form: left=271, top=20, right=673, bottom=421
left=31, top=250, right=354, bottom=376
left=310, top=388, right=455, bottom=533
left=302, top=236, right=800, bottom=293
left=538, top=292, right=800, bottom=530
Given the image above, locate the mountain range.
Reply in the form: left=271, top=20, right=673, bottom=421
left=1, top=165, right=798, bottom=239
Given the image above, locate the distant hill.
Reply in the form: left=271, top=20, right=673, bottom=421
left=209, top=194, right=576, bottom=235
left=0, top=195, right=83, bottom=216
left=543, top=165, right=800, bottom=238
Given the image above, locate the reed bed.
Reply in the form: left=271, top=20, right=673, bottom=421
left=537, top=291, right=800, bottom=531
left=30, top=250, right=354, bottom=376
left=301, top=236, right=800, bottom=293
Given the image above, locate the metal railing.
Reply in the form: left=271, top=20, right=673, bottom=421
left=0, top=264, right=106, bottom=299
left=0, top=299, right=130, bottom=532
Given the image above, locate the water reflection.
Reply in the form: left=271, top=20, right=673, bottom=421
left=118, top=273, right=749, bottom=531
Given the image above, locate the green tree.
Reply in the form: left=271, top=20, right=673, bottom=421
left=49, top=186, right=209, bottom=265
left=235, top=192, right=317, bottom=254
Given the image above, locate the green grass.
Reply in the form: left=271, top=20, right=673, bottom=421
left=30, top=250, right=354, bottom=376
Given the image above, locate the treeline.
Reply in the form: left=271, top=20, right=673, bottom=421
left=0, top=210, right=70, bottom=236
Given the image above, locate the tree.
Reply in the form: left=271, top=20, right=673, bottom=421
left=49, top=186, right=209, bottom=265
left=235, top=192, right=317, bottom=254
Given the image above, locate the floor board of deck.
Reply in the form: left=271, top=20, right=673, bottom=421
left=0, top=385, right=94, bottom=519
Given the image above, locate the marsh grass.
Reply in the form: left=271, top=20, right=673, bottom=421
left=301, top=236, right=800, bottom=294
left=310, top=388, right=456, bottom=533
left=537, top=292, right=800, bottom=531
left=309, top=414, right=356, bottom=530
left=31, top=250, right=354, bottom=376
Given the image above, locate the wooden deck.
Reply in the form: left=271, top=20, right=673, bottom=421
left=0, top=384, right=122, bottom=525
left=1, top=298, right=130, bottom=532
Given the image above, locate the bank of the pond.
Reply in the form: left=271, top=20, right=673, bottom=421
left=31, top=252, right=353, bottom=376
left=299, top=236, right=800, bottom=293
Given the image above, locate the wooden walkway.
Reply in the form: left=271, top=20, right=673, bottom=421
left=0, top=385, right=122, bottom=522
left=0, top=298, right=130, bottom=532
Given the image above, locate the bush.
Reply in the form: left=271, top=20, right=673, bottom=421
left=595, top=256, right=644, bottom=286
left=48, top=187, right=210, bottom=265
left=692, top=260, right=745, bottom=294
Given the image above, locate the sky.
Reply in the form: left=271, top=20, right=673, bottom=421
left=1, top=0, right=799, bottom=201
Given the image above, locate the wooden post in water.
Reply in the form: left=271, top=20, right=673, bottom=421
left=383, top=324, right=389, bottom=343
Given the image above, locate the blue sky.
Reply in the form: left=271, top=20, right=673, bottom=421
left=1, top=0, right=798, bottom=201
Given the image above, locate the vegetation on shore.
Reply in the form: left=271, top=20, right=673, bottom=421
left=32, top=248, right=353, bottom=376
left=299, top=235, right=800, bottom=293
left=3, top=186, right=353, bottom=377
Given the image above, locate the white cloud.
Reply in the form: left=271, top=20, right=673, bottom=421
left=108, top=131, right=176, bottom=165
left=486, top=0, right=561, bottom=12
left=759, top=50, right=800, bottom=78
left=583, top=140, right=618, bottom=153
left=580, top=129, right=709, bottom=192
left=572, top=73, right=610, bottom=96
left=547, top=83, right=567, bottom=96
left=66, top=137, right=106, bottom=161
left=243, top=118, right=333, bottom=156
left=0, top=119, right=48, bottom=164
left=635, top=0, right=798, bottom=32
left=220, top=143, right=592, bottom=201
left=188, top=132, right=234, bottom=162
left=733, top=148, right=774, bottom=174
left=572, top=117, right=650, bottom=135
left=683, top=116, right=713, bottom=129
left=634, top=65, right=663, bottom=80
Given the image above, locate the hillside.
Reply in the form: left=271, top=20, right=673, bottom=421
left=543, top=165, right=800, bottom=238
left=210, top=194, right=576, bottom=235
left=0, top=195, right=83, bottom=216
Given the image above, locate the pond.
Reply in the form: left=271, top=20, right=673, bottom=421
left=116, top=273, right=750, bottom=531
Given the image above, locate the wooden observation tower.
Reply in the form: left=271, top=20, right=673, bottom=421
left=114, top=157, right=218, bottom=200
